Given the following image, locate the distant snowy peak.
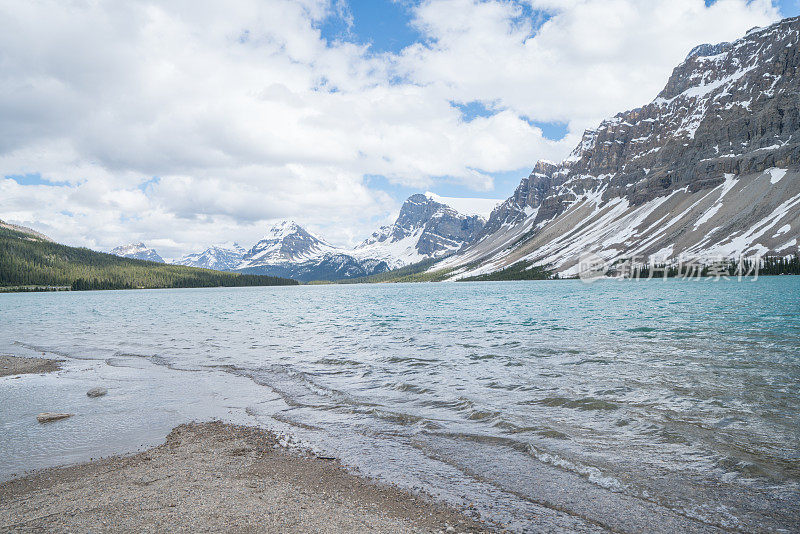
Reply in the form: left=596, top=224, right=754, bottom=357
left=174, top=243, right=245, bottom=271
left=236, top=220, right=388, bottom=281
left=263, top=220, right=312, bottom=241
left=354, top=193, right=486, bottom=268
left=111, top=242, right=165, bottom=263
left=239, top=220, right=339, bottom=267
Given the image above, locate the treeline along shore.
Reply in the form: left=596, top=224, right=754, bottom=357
left=0, top=227, right=297, bottom=291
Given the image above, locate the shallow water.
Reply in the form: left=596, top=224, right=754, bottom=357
left=1, top=279, right=799, bottom=532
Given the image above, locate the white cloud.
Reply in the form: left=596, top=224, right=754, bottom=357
left=0, top=0, right=781, bottom=257
left=425, top=192, right=503, bottom=218
left=402, top=0, right=778, bottom=134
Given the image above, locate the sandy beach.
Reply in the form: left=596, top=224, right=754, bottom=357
left=1, top=421, right=486, bottom=533
left=0, top=354, right=61, bottom=377
left=0, top=354, right=487, bottom=533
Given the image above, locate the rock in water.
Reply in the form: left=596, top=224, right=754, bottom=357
left=86, top=387, right=108, bottom=398
left=37, top=412, right=73, bottom=423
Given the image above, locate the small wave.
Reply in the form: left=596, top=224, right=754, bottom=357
left=493, top=420, right=536, bottom=433
left=485, top=381, right=521, bottom=391
left=383, top=355, right=439, bottom=367
left=467, top=353, right=501, bottom=361
left=104, top=356, right=144, bottom=368
left=527, top=444, right=624, bottom=492
left=626, top=326, right=657, bottom=333
left=392, top=382, right=433, bottom=394
left=573, top=358, right=611, bottom=365
left=313, top=357, right=365, bottom=367
left=466, top=409, right=502, bottom=422
left=417, top=397, right=474, bottom=412
left=368, top=408, right=424, bottom=426
left=537, top=429, right=570, bottom=440
left=525, top=396, right=619, bottom=411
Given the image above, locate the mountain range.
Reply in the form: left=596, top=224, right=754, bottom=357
left=111, top=193, right=494, bottom=282
left=110, top=242, right=165, bottom=263
left=173, top=243, right=246, bottom=271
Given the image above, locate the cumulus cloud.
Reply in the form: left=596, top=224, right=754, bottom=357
left=402, top=0, right=779, bottom=134
left=0, top=0, right=781, bottom=257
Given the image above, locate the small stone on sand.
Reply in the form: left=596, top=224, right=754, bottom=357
left=87, top=387, right=108, bottom=398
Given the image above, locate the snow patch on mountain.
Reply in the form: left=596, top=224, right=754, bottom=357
left=111, top=242, right=164, bottom=263
left=354, top=194, right=486, bottom=269
left=174, top=243, right=246, bottom=271
left=241, top=220, right=339, bottom=266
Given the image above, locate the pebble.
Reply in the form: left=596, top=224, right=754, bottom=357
left=37, top=412, right=74, bottom=423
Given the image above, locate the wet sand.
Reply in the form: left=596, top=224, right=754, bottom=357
left=0, top=355, right=61, bottom=377
left=0, top=421, right=488, bottom=533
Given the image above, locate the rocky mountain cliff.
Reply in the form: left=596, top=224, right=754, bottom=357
left=440, top=16, right=800, bottom=278
left=111, top=242, right=165, bottom=263
left=174, top=244, right=246, bottom=271
left=353, top=193, right=486, bottom=268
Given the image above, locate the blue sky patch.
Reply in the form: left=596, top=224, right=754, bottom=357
left=365, top=166, right=531, bottom=208
left=526, top=119, right=569, bottom=141
left=6, top=173, right=69, bottom=187
left=138, top=177, right=160, bottom=193
left=319, top=0, right=421, bottom=54
left=451, top=100, right=496, bottom=121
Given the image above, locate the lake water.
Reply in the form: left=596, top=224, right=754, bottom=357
left=1, top=279, right=798, bottom=532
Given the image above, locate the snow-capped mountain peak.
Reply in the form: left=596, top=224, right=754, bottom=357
left=264, top=220, right=308, bottom=240
left=353, top=193, right=486, bottom=268
left=174, top=243, right=246, bottom=271
left=240, top=220, right=338, bottom=267
left=234, top=220, right=388, bottom=282
left=111, top=242, right=164, bottom=263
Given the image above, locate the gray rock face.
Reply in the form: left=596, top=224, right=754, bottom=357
left=87, top=387, right=108, bottom=398
left=443, top=16, right=800, bottom=277
left=356, top=194, right=485, bottom=265
left=111, top=242, right=165, bottom=263
left=685, top=42, right=731, bottom=61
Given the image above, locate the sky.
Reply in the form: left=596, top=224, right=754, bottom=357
left=0, top=0, right=797, bottom=259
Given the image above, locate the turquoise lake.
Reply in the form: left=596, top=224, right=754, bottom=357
left=1, top=278, right=798, bottom=532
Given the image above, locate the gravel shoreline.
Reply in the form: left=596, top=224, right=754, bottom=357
left=0, top=354, right=62, bottom=377
left=0, top=421, right=489, bottom=533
